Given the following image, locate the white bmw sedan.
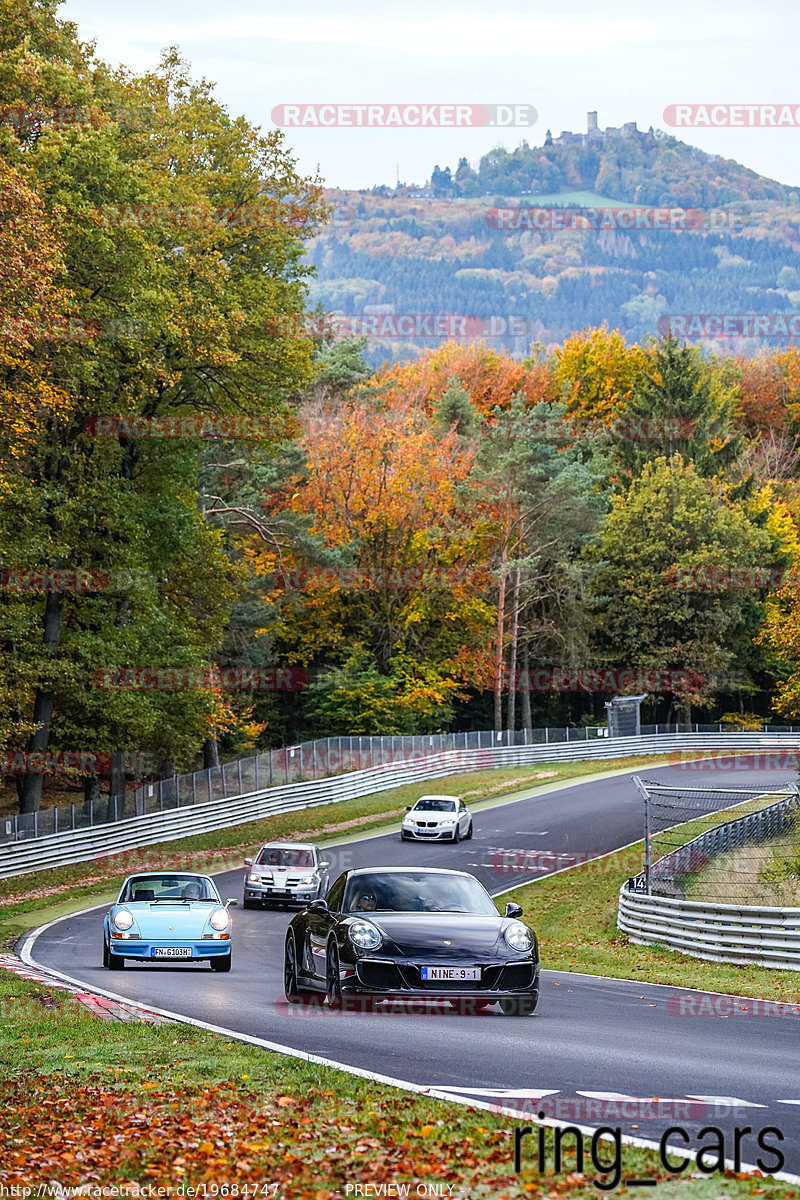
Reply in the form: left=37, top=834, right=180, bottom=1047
left=400, top=794, right=473, bottom=843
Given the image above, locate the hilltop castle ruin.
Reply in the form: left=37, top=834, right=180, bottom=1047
left=545, top=111, right=653, bottom=147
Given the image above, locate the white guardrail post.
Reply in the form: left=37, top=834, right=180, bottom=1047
left=1, top=731, right=799, bottom=879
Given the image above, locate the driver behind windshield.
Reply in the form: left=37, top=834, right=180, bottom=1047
left=357, top=889, right=378, bottom=911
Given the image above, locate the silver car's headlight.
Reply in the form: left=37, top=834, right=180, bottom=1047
left=299, top=875, right=316, bottom=885
left=113, top=909, right=134, bottom=931
left=247, top=872, right=260, bottom=883
left=504, top=921, right=534, bottom=952
left=209, top=908, right=230, bottom=931
left=348, top=921, right=382, bottom=950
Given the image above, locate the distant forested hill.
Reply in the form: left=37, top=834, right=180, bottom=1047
left=304, top=128, right=800, bottom=365
left=428, top=127, right=799, bottom=206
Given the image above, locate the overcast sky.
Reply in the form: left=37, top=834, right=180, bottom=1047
left=61, top=0, right=800, bottom=192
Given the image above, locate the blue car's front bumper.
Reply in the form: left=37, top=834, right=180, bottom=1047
left=109, top=939, right=231, bottom=961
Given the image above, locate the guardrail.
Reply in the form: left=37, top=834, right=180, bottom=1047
left=2, top=730, right=799, bottom=880
left=617, top=888, right=800, bottom=969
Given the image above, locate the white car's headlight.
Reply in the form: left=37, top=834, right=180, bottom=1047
left=440, top=818, right=456, bottom=827
left=209, top=908, right=230, bottom=931
left=247, top=873, right=260, bottom=883
left=299, top=875, right=316, bottom=886
left=348, top=921, right=382, bottom=950
left=113, top=909, right=134, bottom=931
left=504, top=922, right=534, bottom=952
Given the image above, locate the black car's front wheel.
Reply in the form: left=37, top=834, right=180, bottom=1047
left=499, top=991, right=538, bottom=1016
left=326, top=943, right=343, bottom=1009
left=284, top=933, right=314, bottom=1002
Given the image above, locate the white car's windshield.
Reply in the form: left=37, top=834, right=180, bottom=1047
left=413, top=798, right=457, bottom=813
left=120, top=875, right=219, bottom=903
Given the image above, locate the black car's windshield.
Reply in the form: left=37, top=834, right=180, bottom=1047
left=413, top=798, right=457, bottom=812
left=120, top=875, right=219, bottom=903
left=256, top=847, right=315, bottom=868
left=344, top=872, right=497, bottom=915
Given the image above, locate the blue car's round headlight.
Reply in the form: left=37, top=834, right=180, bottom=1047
left=504, top=921, right=533, bottom=952
left=348, top=921, right=382, bottom=950
left=113, top=909, right=134, bottom=931
left=209, top=908, right=231, bottom=931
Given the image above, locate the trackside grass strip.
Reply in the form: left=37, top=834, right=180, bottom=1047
left=1, top=969, right=798, bottom=1197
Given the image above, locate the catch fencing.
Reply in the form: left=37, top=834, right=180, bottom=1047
left=1, top=730, right=799, bottom=879
left=618, top=779, right=800, bottom=968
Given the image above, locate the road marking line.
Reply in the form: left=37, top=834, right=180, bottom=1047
left=686, top=1095, right=767, bottom=1108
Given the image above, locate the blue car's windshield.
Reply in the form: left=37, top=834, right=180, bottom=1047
left=120, top=875, right=219, bottom=903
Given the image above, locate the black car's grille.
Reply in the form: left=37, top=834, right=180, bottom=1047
left=498, top=963, right=536, bottom=990
left=356, top=961, right=405, bottom=989
left=398, top=965, right=504, bottom=991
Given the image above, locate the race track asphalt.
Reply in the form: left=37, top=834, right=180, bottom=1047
left=27, top=760, right=800, bottom=1180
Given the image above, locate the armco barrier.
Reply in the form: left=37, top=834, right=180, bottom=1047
left=618, top=888, right=800, bottom=969
left=1, top=731, right=799, bottom=879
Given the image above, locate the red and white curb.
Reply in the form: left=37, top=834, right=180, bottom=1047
left=0, top=953, right=172, bottom=1024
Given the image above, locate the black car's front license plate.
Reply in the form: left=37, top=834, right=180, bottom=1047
left=152, top=947, right=192, bottom=958
left=421, top=966, right=481, bottom=981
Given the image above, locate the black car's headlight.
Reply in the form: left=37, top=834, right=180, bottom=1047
left=504, top=921, right=534, bottom=952
left=348, top=921, right=382, bottom=950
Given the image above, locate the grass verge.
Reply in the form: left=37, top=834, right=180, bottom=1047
left=1, top=967, right=797, bottom=1196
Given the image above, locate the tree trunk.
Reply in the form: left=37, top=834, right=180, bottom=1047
left=203, top=735, right=220, bottom=769
left=83, top=774, right=101, bottom=816
left=17, top=591, right=64, bottom=813
left=494, top=549, right=508, bottom=733
left=108, top=749, right=126, bottom=819
left=521, top=642, right=533, bottom=731
left=507, top=567, right=521, bottom=733
left=681, top=697, right=692, bottom=729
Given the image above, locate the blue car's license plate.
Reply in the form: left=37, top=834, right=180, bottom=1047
left=152, top=947, right=192, bottom=958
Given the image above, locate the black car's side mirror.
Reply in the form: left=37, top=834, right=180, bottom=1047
left=505, top=902, right=523, bottom=918
left=308, top=898, right=329, bottom=913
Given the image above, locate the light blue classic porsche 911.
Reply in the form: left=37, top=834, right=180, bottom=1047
left=103, top=872, right=237, bottom=971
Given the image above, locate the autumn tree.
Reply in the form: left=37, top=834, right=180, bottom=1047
left=589, top=456, right=792, bottom=721
left=0, top=2, right=326, bottom=809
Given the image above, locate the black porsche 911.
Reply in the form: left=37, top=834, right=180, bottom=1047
left=283, top=866, right=539, bottom=1015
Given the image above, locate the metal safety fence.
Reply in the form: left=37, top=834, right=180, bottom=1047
left=2, top=730, right=800, bottom=879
